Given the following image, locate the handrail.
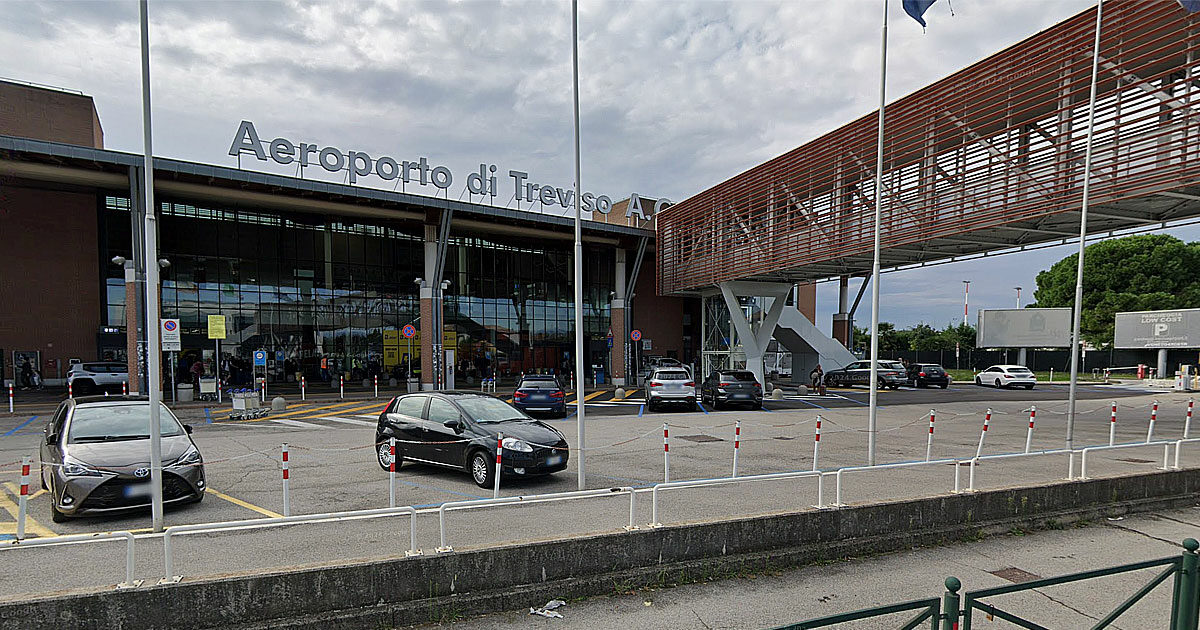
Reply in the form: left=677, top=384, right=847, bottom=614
left=3, top=531, right=137, bottom=588
left=834, top=457, right=957, bottom=507
left=1079, top=440, right=1172, bottom=480
left=1172, top=437, right=1200, bottom=470
left=437, top=487, right=633, bottom=552
left=650, top=470, right=820, bottom=526
left=955, top=447, right=1072, bottom=493
left=163, top=505, right=418, bottom=582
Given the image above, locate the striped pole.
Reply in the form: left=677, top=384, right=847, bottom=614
left=68, top=381, right=73, bottom=400
left=494, top=433, right=503, bottom=499
left=281, top=443, right=290, bottom=517
left=260, top=377, right=266, bottom=403
left=975, top=408, right=991, bottom=459
left=812, top=415, right=822, bottom=471
left=389, top=436, right=396, bottom=508
left=374, top=375, right=379, bottom=398
left=301, top=376, right=306, bottom=401
left=732, top=420, right=741, bottom=478
left=122, top=381, right=127, bottom=396
left=217, top=377, right=222, bottom=404
left=663, top=423, right=670, bottom=483
left=925, top=409, right=935, bottom=462
left=1186, top=398, right=1194, bottom=440
left=1147, top=400, right=1159, bottom=443
left=1024, top=406, right=1037, bottom=454
left=7, top=384, right=12, bottom=414
left=1109, top=401, right=1117, bottom=447
left=17, top=457, right=30, bottom=540
left=262, top=375, right=267, bottom=399
left=340, top=375, right=344, bottom=400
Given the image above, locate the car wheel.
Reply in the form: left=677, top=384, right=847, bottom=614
left=376, top=440, right=401, bottom=471
left=1026, top=384, right=1035, bottom=390
left=752, top=402, right=762, bottom=411
left=470, top=450, right=493, bottom=489
left=975, top=377, right=982, bottom=386
left=995, top=378, right=1003, bottom=389
left=50, top=503, right=69, bottom=524
left=889, top=384, right=899, bottom=390
left=939, top=383, right=948, bottom=389
left=917, top=379, right=926, bottom=388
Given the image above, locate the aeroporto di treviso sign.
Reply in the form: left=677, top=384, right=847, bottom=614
left=229, top=120, right=671, bottom=220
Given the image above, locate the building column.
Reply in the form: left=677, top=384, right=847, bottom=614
left=420, top=224, right=437, bottom=391
left=832, top=275, right=852, bottom=349
left=611, top=249, right=627, bottom=386
left=123, top=262, right=140, bottom=394
left=1158, top=348, right=1169, bottom=380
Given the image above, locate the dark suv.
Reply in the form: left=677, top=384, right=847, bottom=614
left=906, top=363, right=950, bottom=388
left=699, top=370, right=762, bottom=410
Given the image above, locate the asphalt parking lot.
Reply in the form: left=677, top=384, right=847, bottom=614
left=0, top=380, right=1190, bottom=598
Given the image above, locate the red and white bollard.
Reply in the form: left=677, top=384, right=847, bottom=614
left=663, top=423, right=670, bottom=483
left=1024, top=406, right=1037, bottom=454
left=17, top=456, right=30, bottom=540
left=7, top=383, right=13, bottom=414
left=812, top=415, right=822, bottom=471
left=68, top=381, right=73, bottom=400
left=389, top=437, right=396, bottom=507
left=301, top=376, right=307, bottom=401
left=494, top=433, right=503, bottom=499
left=340, top=375, right=345, bottom=400
left=1109, top=401, right=1117, bottom=447
left=1186, top=399, right=1194, bottom=440
left=217, top=378, right=223, bottom=404
left=122, top=381, right=127, bottom=396
left=260, top=377, right=267, bottom=403
left=975, top=408, right=992, bottom=459
left=1147, top=400, right=1159, bottom=443
left=281, top=444, right=291, bottom=517
left=732, top=420, right=741, bottom=478
left=925, top=409, right=935, bottom=462
left=374, top=374, right=379, bottom=398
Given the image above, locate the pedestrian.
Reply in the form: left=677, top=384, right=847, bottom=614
left=190, top=357, right=204, bottom=385
left=810, top=364, right=825, bottom=396
left=19, top=358, right=33, bottom=390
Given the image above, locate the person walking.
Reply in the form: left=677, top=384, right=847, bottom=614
left=810, top=364, right=825, bottom=396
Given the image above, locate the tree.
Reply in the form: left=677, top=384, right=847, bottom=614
left=1031, top=235, right=1200, bottom=346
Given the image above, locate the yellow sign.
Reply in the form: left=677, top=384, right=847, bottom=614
left=207, top=315, right=227, bottom=340
left=383, top=329, right=400, bottom=345
left=443, top=330, right=457, bottom=347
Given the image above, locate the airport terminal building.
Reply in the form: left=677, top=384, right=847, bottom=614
left=0, top=79, right=713, bottom=391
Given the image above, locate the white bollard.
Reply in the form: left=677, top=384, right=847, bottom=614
left=812, top=415, right=822, bottom=471
left=1186, top=399, right=1194, bottom=440
left=1024, top=406, right=1036, bottom=454
left=926, top=409, right=935, bottom=462
left=122, top=381, right=127, bottom=396
left=263, top=376, right=267, bottom=399
left=281, top=444, right=291, bottom=517
left=17, top=457, right=30, bottom=540
left=732, top=420, right=741, bottom=478
left=494, top=433, right=503, bottom=499
left=1110, top=401, right=1117, bottom=447
left=374, top=375, right=379, bottom=398
left=389, top=437, right=396, bottom=508
left=1147, top=400, right=1159, bottom=443
left=975, top=408, right=991, bottom=459
left=7, top=384, right=12, bottom=414
left=663, top=423, right=670, bottom=483
left=1049, top=367, right=1054, bottom=382
left=340, top=375, right=345, bottom=399
left=301, top=376, right=306, bottom=401
left=68, top=381, right=73, bottom=400
left=218, top=378, right=223, bottom=404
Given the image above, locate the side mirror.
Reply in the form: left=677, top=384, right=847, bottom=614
left=46, top=432, right=59, bottom=445
left=183, top=424, right=193, bottom=434
left=443, top=419, right=462, bottom=430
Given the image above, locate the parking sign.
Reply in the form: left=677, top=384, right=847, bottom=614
left=253, top=351, right=267, bottom=367
left=161, top=319, right=181, bottom=352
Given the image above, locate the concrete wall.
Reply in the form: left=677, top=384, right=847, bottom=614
left=3, top=469, right=1199, bottom=629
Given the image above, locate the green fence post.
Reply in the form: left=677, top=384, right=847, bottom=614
left=942, top=577, right=961, bottom=630
left=1176, top=539, right=1200, bottom=630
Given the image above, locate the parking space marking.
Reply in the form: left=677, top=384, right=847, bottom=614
left=293, top=401, right=386, bottom=421
left=0, top=484, right=56, bottom=538
left=237, top=400, right=361, bottom=422
left=269, top=419, right=327, bottom=429
left=2, top=415, right=38, bottom=437
left=204, top=488, right=283, bottom=518
left=2, top=483, right=45, bottom=502
left=322, top=416, right=377, bottom=427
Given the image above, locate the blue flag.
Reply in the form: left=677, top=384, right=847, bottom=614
left=1180, top=0, right=1200, bottom=13
left=904, top=0, right=938, bottom=26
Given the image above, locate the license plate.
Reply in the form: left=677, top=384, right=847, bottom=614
left=529, top=407, right=551, bottom=411
left=545, top=454, right=562, bottom=466
left=123, top=482, right=151, bottom=499
left=732, top=393, right=749, bottom=399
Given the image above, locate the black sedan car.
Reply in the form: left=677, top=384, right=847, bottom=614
left=906, top=363, right=950, bottom=388
left=823, top=360, right=908, bottom=389
left=699, top=370, right=762, bottom=410
left=40, top=396, right=205, bottom=522
left=375, top=391, right=569, bottom=488
left=511, top=375, right=567, bottom=417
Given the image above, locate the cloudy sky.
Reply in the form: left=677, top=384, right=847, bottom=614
left=3, top=0, right=1196, bottom=330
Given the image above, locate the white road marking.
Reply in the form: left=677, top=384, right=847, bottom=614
left=270, top=419, right=326, bottom=429
left=323, top=416, right=377, bottom=427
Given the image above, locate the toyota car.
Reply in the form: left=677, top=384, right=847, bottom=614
left=40, top=396, right=205, bottom=522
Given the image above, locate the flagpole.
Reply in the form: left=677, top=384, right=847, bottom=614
left=571, top=0, right=586, bottom=491
left=1066, top=0, right=1104, bottom=452
left=138, top=0, right=165, bottom=532
left=867, top=0, right=889, bottom=467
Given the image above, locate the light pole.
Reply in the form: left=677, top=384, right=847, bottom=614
left=1014, top=286, right=1022, bottom=308
left=961, top=280, right=971, bottom=327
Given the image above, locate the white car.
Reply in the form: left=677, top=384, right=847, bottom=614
left=975, top=365, right=1036, bottom=390
left=66, top=362, right=128, bottom=395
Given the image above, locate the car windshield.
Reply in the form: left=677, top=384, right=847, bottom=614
left=519, top=379, right=560, bottom=390
left=456, top=396, right=531, bottom=423
left=654, top=370, right=690, bottom=380
left=67, top=403, right=183, bottom=443
left=880, top=362, right=905, bottom=370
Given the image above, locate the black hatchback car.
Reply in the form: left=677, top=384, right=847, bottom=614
left=906, top=363, right=950, bottom=388
left=511, top=375, right=567, bottom=417
left=375, top=391, right=569, bottom=488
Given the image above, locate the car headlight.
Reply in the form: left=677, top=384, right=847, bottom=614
left=501, top=437, right=534, bottom=452
left=174, top=445, right=203, bottom=467
left=61, top=456, right=103, bottom=477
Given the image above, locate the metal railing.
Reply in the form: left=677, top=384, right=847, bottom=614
left=953, top=448, right=1072, bottom=494
left=1077, top=440, right=1172, bottom=480
left=437, top=487, right=634, bottom=552
left=776, top=539, right=1200, bottom=630
left=650, top=471, right=821, bottom=526
left=162, top=505, right=418, bottom=582
left=1, top=531, right=138, bottom=588
left=832, top=458, right=957, bottom=507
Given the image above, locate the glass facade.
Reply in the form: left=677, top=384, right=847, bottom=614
left=101, top=196, right=613, bottom=384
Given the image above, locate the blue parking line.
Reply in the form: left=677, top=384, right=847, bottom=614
left=796, top=398, right=828, bottom=410
left=638, top=404, right=645, bottom=417
left=759, top=405, right=773, bottom=412
left=204, top=408, right=214, bottom=424
left=3, top=416, right=38, bottom=437
left=696, top=402, right=709, bottom=415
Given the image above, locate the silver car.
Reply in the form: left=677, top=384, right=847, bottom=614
left=40, top=397, right=205, bottom=522
left=644, top=367, right=696, bottom=411
left=66, top=362, right=128, bottom=395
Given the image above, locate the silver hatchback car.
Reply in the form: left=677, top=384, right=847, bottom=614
left=644, top=367, right=696, bottom=412
left=40, top=397, right=205, bottom=522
